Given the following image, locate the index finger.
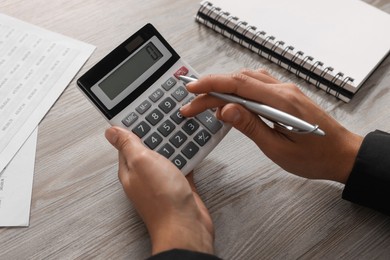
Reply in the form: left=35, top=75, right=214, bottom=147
left=186, top=72, right=283, bottom=106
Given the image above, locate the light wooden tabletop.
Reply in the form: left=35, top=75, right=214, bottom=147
left=1, top=0, right=390, bottom=259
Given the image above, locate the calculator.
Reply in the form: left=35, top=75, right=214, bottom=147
left=77, top=24, right=231, bottom=175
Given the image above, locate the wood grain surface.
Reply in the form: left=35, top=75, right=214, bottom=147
left=1, top=0, right=390, bottom=259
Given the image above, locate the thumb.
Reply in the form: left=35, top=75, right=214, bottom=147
left=185, top=171, right=197, bottom=192
left=105, top=126, right=140, bottom=153
left=219, top=103, right=274, bottom=145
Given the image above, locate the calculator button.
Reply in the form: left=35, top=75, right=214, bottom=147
left=122, top=112, right=138, bottom=127
left=171, top=86, right=188, bottom=102
left=182, top=96, right=195, bottom=106
left=136, top=100, right=152, bottom=114
left=169, top=130, right=187, bottom=148
left=149, top=88, right=164, bottom=102
left=157, top=143, right=175, bottom=159
left=158, top=97, right=176, bottom=114
left=158, top=119, right=176, bottom=137
left=182, top=119, right=199, bottom=135
left=194, top=129, right=211, bottom=147
left=146, top=109, right=164, bottom=126
left=132, top=121, right=151, bottom=138
left=182, top=141, right=199, bottom=159
left=174, top=66, right=189, bottom=79
left=172, top=154, right=186, bottom=169
left=196, top=110, right=223, bottom=134
left=170, top=109, right=185, bottom=124
left=144, top=132, right=163, bottom=149
left=162, top=77, right=177, bottom=91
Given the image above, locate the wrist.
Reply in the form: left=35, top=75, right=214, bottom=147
left=332, top=129, right=363, bottom=184
left=150, top=217, right=214, bottom=256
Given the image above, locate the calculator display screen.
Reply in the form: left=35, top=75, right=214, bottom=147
left=98, top=42, right=163, bottom=100
left=91, top=36, right=172, bottom=110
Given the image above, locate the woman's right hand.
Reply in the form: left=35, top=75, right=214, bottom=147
left=180, top=69, right=363, bottom=183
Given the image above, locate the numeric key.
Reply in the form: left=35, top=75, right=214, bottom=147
left=157, top=143, right=175, bottom=159
left=146, top=109, right=164, bottom=126
left=170, top=108, right=185, bottom=124
left=144, top=132, right=163, bottom=149
left=182, top=119, right=199, bottom=135
left=132, top=121, right=151, bottom=138
left=158, top=119, right=175, bottom=137
left=158, top=97, right=176, bottom=114
left=169, top=130, right=187, bottom=148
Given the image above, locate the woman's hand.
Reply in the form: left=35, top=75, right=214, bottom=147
left=180, top=69, right=363, bottom=183
left=105, top=127, right=214, bottom=255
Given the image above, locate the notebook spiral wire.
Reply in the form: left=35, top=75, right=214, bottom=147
left=196, top=1, right=355, bottom=97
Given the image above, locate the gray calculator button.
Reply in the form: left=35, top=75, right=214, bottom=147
left=182, top=96, right=195, bottom=106
left=172, top=154, right=186, bottom=169
left=158, top=97, right=176, bottom=114
left=144, top=132, right=163, bottom=149
left=146, top=109, right=164, bottom=126
left=162, top=77, right=177, bottom=91
left=158, top=119, right=176, bottom=137
left=171, top=86, right=188, bottom=102
left=169, top=130, right=187, bottom=148
left=194, top=129, right=211, bottom=147
left=136, top=100, right=152, bottom=114
left=157, top=143, right=175, bottom=159
left=182, top=119, right=199, bottom=135
left=182, top=141, right=199, bottom=159
left=149, top=88, right=164, bottom=102
left=195, top=110, right=222, bottom=134
left=132, top=121, right=151, bottom=138
left=122, top=112, right=138, bottom=127
left=170, top=108, right=185, bottom=124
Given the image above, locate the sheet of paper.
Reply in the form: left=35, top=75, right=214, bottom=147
left=0, top=128, right=37, bottom=227
left=0, top=13, right=95, bottom=174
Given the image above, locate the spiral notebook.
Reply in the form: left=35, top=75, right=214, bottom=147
left=196, top=0, right=390, bottom=102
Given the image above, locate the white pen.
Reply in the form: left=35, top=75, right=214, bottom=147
left=179, top=75, right=325, bottom=136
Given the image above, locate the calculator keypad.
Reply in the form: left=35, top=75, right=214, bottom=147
left=121, top=65, right=224, bottom=172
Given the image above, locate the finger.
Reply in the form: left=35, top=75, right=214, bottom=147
left=185, top=73, right=280, bottom=105
left=180, top=94, right=225, bottom=117
left=219, top=103, right=281, bottom=147
left=241, top=68, right=280, bottom=84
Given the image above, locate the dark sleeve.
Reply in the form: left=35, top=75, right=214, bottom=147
left=342, top=130, right=390, bottom=215
left=146, top=249, right=221, bottom=260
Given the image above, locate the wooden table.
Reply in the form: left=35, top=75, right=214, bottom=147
left=1, top=0, right=390, bottom=259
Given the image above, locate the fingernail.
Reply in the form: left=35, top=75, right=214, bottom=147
left=105, top=128, right=118, bottom=145
left=185, top=82, right=196, bottom=90
left=180, top=103, right=189, bottom=112
left=222, top=107, right=241, bottom=124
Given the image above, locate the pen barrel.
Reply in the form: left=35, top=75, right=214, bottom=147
left=243, top=100, right=317, bottom=132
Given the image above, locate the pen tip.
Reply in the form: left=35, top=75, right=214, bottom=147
left=315, top=128, right=326, bottom=136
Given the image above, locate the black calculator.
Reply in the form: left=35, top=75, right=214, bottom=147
left=77, top=24, right=231, bottom=175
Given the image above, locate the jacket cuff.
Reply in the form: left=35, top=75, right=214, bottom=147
left=147, top=249, right=221, bottom=260
left=342, top=130, right=390, bottom=215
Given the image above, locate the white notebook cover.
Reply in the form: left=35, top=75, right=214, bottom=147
left=198, top=0, right=390, bottom=100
